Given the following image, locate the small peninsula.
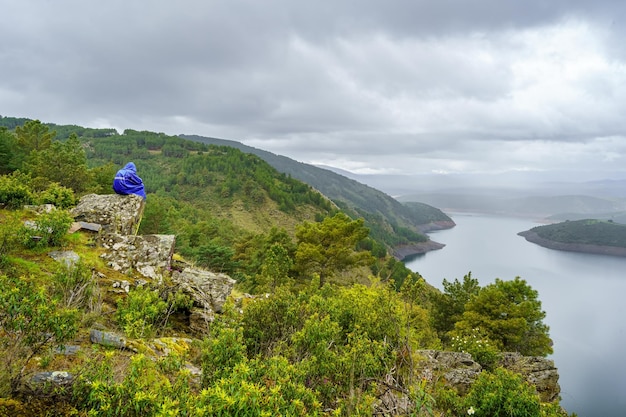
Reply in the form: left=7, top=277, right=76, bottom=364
left=518, top=219, right=626, bottom=257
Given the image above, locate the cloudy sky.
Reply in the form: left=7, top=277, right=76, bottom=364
left=2, top=0, right=626, bottom=183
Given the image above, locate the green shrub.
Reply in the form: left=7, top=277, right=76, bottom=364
left=201, top=326, right=247, bottom=387
left=464, top=367, right=541, bottom=417
left=450, top=328, right=500, bottom=371
left=52, top=261, right=101, bottom=312
left=21, top=208, right=74, bottom=248
left=0, top=212, right=23, bottom=262
left=73, top=351, right=190, bottom=417
left=116, top=286, right=168, bottom=339
left=196, top=355, right=322, bottom=417
left=38, top=182, right=76, bottom=209
left=0, top=274, right=79, bottom=394
left=0, top=171, right=34, bottom=208
left=114, top=285, right=189, bottom=340
left=540, top=401, right=576, bottom=417
left=242, top=287, right=305, bottom=357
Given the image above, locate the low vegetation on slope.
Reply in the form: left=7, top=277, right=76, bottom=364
left=0, top=117, right=572, bottom=416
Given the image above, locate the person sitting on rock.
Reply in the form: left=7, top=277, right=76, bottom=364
left=113, top=162, right=147, bottom=200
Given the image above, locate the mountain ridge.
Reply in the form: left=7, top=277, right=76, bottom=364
left=181, top=134, right=454, bottom=258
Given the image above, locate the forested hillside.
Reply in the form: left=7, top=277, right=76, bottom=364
left=182, top=134, right=454, bottom=248
left=0, top=117, right=571, bottom=416
left=1, top=116, right=452, bottom=256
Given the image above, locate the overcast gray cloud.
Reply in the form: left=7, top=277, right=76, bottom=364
left=2, top=0, right=626, bottom=181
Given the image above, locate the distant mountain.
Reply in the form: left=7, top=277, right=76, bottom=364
left=398, top=192, right=626, bottom=220
left=547, top=211, right=626, bottom=224
left=181, top=135, right=454, bottom=255
left=340, top=171, right=626, bottom=199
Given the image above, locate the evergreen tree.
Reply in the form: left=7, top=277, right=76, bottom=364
left=15, top=119, right=55, bottom=152
left=452, top=277, right=552, bottom=356
left=295, top=212, right=373, bottom=287
left=431, top=272, right=481, bottom=342
left=24, top=133, right=92, bottom=193
left=258, top=242, right=293, bottom=292
left=0, top=127, right=17, bottom=174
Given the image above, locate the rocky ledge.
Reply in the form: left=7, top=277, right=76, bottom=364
left=518, top=230, right=626, bottom=257
left=416, top=350, right=561, bottom=403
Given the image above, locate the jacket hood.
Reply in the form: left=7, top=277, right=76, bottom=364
left=123, top=162, right=137, bottom=172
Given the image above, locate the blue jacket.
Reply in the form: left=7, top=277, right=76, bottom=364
left=112, top=162, right=147, bottom=199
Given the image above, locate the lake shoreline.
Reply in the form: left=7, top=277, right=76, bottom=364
left=391, top=220, right=455, bottom=260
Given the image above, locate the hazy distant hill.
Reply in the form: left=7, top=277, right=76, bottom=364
left=398, top=192, right=626, bottom=220
left=340, top=170, right=626, bottom=199
left=181, top=135, right=454, bottom=238
left=547, top=211, right=626, bottom=224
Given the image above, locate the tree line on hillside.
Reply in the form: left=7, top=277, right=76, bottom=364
left=2, top=118, right=393, bottom=288
left=2, top=116, right=444, bottom=253
left=182, top=134, right=451, bottom=248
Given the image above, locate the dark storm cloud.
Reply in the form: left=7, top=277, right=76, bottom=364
left=2, top=0, right=626, bottom=177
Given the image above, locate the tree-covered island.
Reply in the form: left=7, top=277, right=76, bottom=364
left=519, top=219, right=626, bottom=257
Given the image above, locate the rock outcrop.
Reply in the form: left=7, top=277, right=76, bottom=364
left=99, top=233, right=176, bottom=280
left=71, top=193, right=175, bottom=281
left=69, top=193, right=236, bottom=333
left=171, top=267, right=236, bottom=334
left=71, top=193, right=145, bottom=235
left=498, top=352, right=560, bottom=402
left=417, top=350, right=482, bottom=396
left=415, top=350, right=561, bottom=402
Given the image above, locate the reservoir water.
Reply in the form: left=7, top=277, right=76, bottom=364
left=404, top=213, right=626, bottom=417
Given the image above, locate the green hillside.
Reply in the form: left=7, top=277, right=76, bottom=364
left=403, top=201, right=454, bottom=226
left=181, top=135, right=454, bottom=245
left=0, top=117, right=571, bottom=416
left=1, top=117, right=451, bottom=255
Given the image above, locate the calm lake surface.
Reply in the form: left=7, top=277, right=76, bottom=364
left=404, top=213, right=626, bottom=417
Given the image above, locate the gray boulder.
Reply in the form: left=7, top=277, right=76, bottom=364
left=171, top=267, right=236, bottom=333
left=99, top=233, right=176, bottom=280
left=71, top=193, right=145, bottom=235
left=31, top=371, right=74, bottom=386
left=498, top=352, right=561, bottom=402
left=417, top=350, right=482, bottom=396
left=48, top=250, right=81, bottom=268
left=90, top=329, right=127, bottom=349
